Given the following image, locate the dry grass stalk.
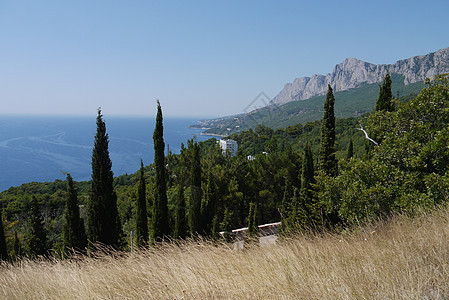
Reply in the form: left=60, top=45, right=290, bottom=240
left=1, top=209, right=449, bottom=299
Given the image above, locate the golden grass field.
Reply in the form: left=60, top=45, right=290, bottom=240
left=1, top=208, right=449, bottom=299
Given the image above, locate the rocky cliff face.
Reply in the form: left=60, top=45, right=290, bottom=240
left=271, top=47, right=449, bottom=105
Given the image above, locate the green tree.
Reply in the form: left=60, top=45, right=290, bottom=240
left=87, top=109, right=121, bottom=248
left=375, top=72, right=394, bottom=112
left=346, top=138, right=354, bottom=160
left=188, top=139, right=202, bottom=235
left=247, top=202, right=258, bottom=238
left=220, top=208, right=234, bottom=241
left=320, top=84, right=338, bottom=177
left=0, top=209, right=7, bottom=261
left=62, top=174, right=87, bottom=252
left=301, top=142, right=316, bottom=217
left=12, top=231, right=22, bottom=260
left=287, top=187, right=308, bottom=230
left=25, top=196, right=47, bottom=256
left=173, top=184, right=187, bottom=239
left=151, top=100, right=169, bottom=241
left=135, top=160, right=148, bottom=247
left=201, top=171, right=216, bottom=235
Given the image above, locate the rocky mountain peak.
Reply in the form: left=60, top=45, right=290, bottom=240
left=271, top=47, right=449, bottom=106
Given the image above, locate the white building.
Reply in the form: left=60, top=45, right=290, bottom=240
left=219, top=139, right=238, bottom=157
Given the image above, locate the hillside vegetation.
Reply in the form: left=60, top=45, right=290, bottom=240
left=1, top=206, right=448, bottom=299
left=195, top=74, right=425, bottom=135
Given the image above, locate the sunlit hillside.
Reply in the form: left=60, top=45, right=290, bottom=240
left=1, top=207, right=449, bottom=299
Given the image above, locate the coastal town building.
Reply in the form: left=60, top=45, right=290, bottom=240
left=219, top=139, right=238, bottom=157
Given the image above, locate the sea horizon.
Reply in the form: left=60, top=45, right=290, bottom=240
left=0, top=115, right=221, bottom=192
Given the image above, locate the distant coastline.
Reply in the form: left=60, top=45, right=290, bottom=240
left=199, top=132, right=227, bottom=138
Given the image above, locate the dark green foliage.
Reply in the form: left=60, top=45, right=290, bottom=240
left=135, top=160, right=148, bottom=247
left=62, top=174, right=87, bottom=252
left=25, top=196, right=47, bottom=256
left=346, top=138, right=354, bottom=160
left=220, top=208, right=234, bottom=241
left=319, top=74, right=449, bottom=224
left=375, top=72, right=395, bottom=112
left=151, top=100, right=170, bottom=241
left=173, top=185, right=187, bottom=239
left=0, top=210, right=7, bottom=260
left=247, top=202, right=258, bottom=237
left=201, top=171, right=217, bottom=236
left=188, top=139, right=202, bottom=235
left=87, top=109, right=121, bottom=248
left=211, top=215, right=219, bottom=241
left=301, top=142, right=316, bottom=221
left=320, top=84, right=338, bottom=177
left=284, top=188, right=308, bottom=231
left=12, top=231, right=22, bottom=259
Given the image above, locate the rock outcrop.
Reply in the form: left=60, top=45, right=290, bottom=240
left=271, top=47, right=449, bottom=105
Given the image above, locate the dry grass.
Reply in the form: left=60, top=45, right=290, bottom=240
left=2, top=209, right=449, bottom=299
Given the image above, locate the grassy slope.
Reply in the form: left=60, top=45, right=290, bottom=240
left=200, top=75, right=425, bottom=135
left=1, top=207, right=448, bottom=299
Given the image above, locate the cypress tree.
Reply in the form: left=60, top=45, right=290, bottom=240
left=346, top=138, right=354, bottom=160
left=300, top=142, right=317, bottom=226
left=62, top=174, right=87, bottom=252
left=25, top=196, right=47, bottom=256
left=188, top=139, right=202, bottom=235
left=211, top=215, right=219, bottom=241
left=201, top=171, right=216, bottom=235
left=319, top=84, right=338, bottom=177
left=135, top=160, right=148, bottom=247
left=247, top=202, right=258, bottom=238
left=173, top=184, right=187, bottom=239
left=0, top=209, right=7, bottom=261
left=220, top=208, right=234, bottom=241
left=12, top=231, right=22, bottom=259
left=87, top=109, right=121, bottom=248
left=279, top=178, right=293, bottom=234
left=151, top=100, right=169, bottom=241
left=286, top=187, right=304, bottom=230
left=375, top=72, right=394, bottom=112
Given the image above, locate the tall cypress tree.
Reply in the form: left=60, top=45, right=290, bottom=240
left=25, top=196, right=47, bottom=256
left=151, top=100, right=169, bottom=241
left=0, top=209, right=7, bottom=261
left=287, top=187, right=308, bottom=230
left=173, top=184, right=187, bottom=239
left=62, top=174, right=87, bottom=252
left=346, top=138, right=354, bottom=160
left=188, top=139, right=202, bottom=235
left=247, top=202, right=258, bottom=238
left=200, top=171, right=216, bottom=236
left=12, top=231, right=22, bottom=260
left=375, top=72, right=394, bottom=112
left=87, top=109, right=121, bottom=248
left=135, top=160, right=148, bottom=247
left=300, top=142, right=317, bottom=226
left=319, top=84, right=338, bottom=177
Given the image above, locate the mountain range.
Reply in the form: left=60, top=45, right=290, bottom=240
left=271, top=47, right=449, bottom=105
left=193, top=47, right=449, bottom=135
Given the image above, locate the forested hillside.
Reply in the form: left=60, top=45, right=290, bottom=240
left=1, top=74, right=448, bottom=260
left=194, top=74, right=425, bottom=135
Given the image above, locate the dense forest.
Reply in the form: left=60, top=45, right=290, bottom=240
left=1, top=73, right=448, bottom=260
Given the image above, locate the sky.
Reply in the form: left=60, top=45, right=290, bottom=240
left=1, top=0, right=448, bottom=118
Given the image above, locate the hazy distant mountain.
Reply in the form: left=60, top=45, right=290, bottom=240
left=271, top=47, right=449, bottom=105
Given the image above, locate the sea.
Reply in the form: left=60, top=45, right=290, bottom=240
left=0, top=115, right=217, bottom=192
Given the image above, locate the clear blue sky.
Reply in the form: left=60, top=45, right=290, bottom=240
left=1, top=0, right=448, bottom=118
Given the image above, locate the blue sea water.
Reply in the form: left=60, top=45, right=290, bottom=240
left=0, top=115, right=215, bottom=192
